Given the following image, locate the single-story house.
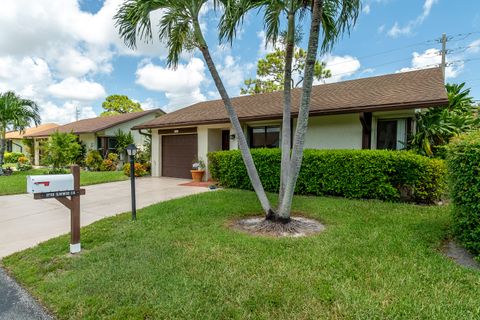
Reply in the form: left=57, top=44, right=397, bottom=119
left=26, top=109, right=165, bottom=165
left=5, top=123, right=59, bottom=158
left=133, top=67, right=448, bottom=180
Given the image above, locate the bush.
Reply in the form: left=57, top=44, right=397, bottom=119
left=4, top=152, right=24, bottom=163
left=43, top=132, right=82, bottom=170
left=100, top=153, right=119, bottom=171
left=447, top=130, right=480, bottom=255
left=85, top=150, right=103, bottom=171
left=208, top=149, right=447, bottom=204
left=16, top=156, right=32, bottom=171
left=123, top=163, right=147, bottom=177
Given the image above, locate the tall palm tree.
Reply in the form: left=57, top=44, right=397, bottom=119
left=115, top=0, right=274, bottom=216
left=0, top=91, right=40, bottom=174
left=222, top=0, right=360, bottom=220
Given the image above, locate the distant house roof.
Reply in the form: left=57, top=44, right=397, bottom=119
left=134, top=68, right=448, bottom=129
left=27, top=109, right=165, bottom=138
left=6, top=123, right=59, bottom=139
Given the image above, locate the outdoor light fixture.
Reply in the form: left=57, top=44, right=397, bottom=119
left=229, top=134, right=236, bottom=140
left=126, top=143, right=137, bottom=220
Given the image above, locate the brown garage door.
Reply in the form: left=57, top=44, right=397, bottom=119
left=162, top=134, right=198, bottom=179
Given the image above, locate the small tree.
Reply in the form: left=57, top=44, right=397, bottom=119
left=241, top=47, right=331, bottom=95
left=43, top=132, right=82, bottom=171
left=100, top=95, right=143, bottom=116
left=114, top=129, right=134, bottom=156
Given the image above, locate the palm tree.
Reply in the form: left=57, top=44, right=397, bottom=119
left=115, top=0, right=274, bottom=216
left=221, top=0, right=360, bottom=221
left=410, top=82, right=479, bottom=157
left=0, top=91, right=40, bottom=175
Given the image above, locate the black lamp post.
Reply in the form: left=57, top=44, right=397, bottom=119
left=126, top=144, right=137, bottom=220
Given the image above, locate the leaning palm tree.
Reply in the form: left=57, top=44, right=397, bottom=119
left=0, top=91, right=41, bottom=175
left=115, top=0, right=274, bottom=216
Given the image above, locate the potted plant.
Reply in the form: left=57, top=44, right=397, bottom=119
left=190, top=157, right=206, bottom=182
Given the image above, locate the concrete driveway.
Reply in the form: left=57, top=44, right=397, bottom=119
left=0, top=177, right=209, bottom=258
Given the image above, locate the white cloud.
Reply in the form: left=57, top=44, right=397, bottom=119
left=257, top=31, right=276, bottom=57
left=363, top=4, right=371, bottom=14
left=398, top=48, right=463, bottom=79
left=135, top=58, right=207, bottom=111
left=467, top=38, right=480, bottom=54
left=387, top=0, right=438, bottom=37
left=377, top=24, right=385, bottom=34
left=322, top=55, right=361, bottom=83
left=47, top=78, right=106, bottom=101
left=40, top=101, right=97, bottom=124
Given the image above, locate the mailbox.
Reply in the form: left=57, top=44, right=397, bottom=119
left=27, top=174, right=74, bottom=194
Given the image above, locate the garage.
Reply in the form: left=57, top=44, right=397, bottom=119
left=162, top=134, right=198, bottom=179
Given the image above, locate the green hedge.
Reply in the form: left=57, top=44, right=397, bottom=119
left=447, top=130, right=480, bottom=255
left=208, top=149, right=447, bottom=203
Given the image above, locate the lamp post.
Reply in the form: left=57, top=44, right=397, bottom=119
left=126, top=144, right=137, bottom=220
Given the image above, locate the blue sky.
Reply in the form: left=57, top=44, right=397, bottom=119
left=0, top=0, right=479, bottom=124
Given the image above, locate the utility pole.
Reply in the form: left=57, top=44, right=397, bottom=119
left=75, top=106, right=80, bottom=122
left=440, top=33, right=447, bottom=81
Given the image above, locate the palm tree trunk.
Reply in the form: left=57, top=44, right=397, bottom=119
left=193, top=21, right=274, bottom=216
left=279, top=10, right=296, bottom=205
left=0, top=129, right=6, bottom=175
left=278, top=0, right=324, bottom=219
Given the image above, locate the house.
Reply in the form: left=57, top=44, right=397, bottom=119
left=5, top=123, right=59, bottom=158
left=26, top=109, right=165, bottom=165
left=133, top=68, right=449, bottom=180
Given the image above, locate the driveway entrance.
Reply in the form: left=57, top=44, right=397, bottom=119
left=0, top=177, right=208, bottom=258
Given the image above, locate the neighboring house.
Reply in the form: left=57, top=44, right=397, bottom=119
left=26, top=109, right=165, bottom=165
left=134, top=68, right=448, bottom=180
left=5, top=123, right=59, bottom=158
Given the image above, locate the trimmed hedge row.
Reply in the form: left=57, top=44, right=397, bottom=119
left=447, top=130, right=480, bottom=255
left=208, top=148, right=447, bottom=203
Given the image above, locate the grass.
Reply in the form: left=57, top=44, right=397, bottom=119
left=2, top=190, right=480, bottom=319
left=0, top=169, right=128, bottom=196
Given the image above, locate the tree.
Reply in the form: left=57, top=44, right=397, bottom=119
left=100, top=95, right=143, bottom=116
left=115, top=0, right=360, bottom=225
left=241, top=47, right=331, bottom=95
left=0, top=91, right=40, bottom=175
left=409, top=82, right=479, bottom=157
left=43, top=132, right=82, bottom=171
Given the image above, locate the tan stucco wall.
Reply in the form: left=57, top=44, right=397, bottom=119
left=8, top=139, right=26, bottom=155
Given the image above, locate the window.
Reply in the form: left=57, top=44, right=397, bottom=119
left=97, top=137, right=118, bottom=155
left=376, top=119, right=408, bottom=150
left=249, top=126, right=280, bottom=148
left=6, top=140, right=12, bottom=152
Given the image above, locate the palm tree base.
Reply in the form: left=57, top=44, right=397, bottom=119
left=231, top=215, right=325, bottom=238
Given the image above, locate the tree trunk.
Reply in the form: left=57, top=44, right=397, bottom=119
left=193, top=21, right=274, bottom=216
left=278, top=10, right=296, bottom=205
left=278, top=0, right=324, bottom=219
left=0, top=129, right=6, bottom=175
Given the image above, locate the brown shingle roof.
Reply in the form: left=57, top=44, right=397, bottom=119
left=134, top=68, right=448, bottom=129
left=6, top=123, right=59, bottom=139
left=27, top=109, right=164, bottom=138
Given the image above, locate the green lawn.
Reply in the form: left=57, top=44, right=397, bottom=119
left=0, top=169, right=128, bottom=196
left=2, top=190, right=479, bottom=319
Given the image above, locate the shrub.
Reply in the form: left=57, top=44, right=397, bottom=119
left=43, top=132, right=82, bottom=170
left=99, top=153, right=119, bottom=171
left=16, top=156, right=32, bottom=171
left=446, top=130, right=480, bottom=255
left=123, top=162, right=147, bottom=177
left=208, top=149, right=447, bottom=204
left=85, top=150, right=103, bottom=171
left=4, top=152, right=24, bottom=163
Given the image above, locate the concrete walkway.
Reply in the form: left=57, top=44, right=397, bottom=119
left=0, top=177, right=208, bottom=258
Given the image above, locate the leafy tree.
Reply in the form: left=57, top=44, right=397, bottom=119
left=241, top=47, right=331, bottom=95
left=116, top=0, right=360, bottom=224
left=409, top=83, right=479, bottom=157
left=100, top=95, right=143, bottom=116
left=0, top=91, right=40, bottom=175
left=43, top=132, right=82, bottom=170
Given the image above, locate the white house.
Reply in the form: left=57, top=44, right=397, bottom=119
left=26, top=109, right=165, bottom=165
left=5, top=123, right=59, bottom=158
left=133, top=68, right=448, bottom=180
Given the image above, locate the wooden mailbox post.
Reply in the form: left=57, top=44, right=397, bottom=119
left=28, top=165, right=85, bottom=254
